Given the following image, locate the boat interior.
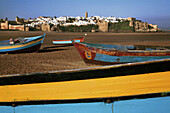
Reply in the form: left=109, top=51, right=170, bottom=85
left=0, top=38, right=28, bottom=45
left=81, top=42, right=170, bottom=51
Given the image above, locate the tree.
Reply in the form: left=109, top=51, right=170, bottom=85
left=108, top=21, right=134, bottom=32
left=58, top=24, right=99, bottom=32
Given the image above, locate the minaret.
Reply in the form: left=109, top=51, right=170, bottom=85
left=85, top=12, right=88, bottom=18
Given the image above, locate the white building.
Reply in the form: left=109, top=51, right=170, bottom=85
left=56, top=16, right=67, bottom=22
left=26, top=15, right=126, bottom=27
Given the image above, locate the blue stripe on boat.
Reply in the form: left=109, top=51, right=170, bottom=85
left=74, top=40, right=81, bottom=42
left=94, top=53, right=170, bottom=63
left=53, top=41, right=72, bottom=44
left=114, top=96, right=170, bottom=113
left=53, top=40, right=81, bottom=44
left=0, top=96, right=170, bottom=113
left=24, top=35, right=44, bottom=43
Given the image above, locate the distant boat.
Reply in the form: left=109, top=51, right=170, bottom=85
left=0, top=34, right=46, bottom=53
left=73, top=42, right=170, bottom=65
left=52, top=34, right=86, bottom=45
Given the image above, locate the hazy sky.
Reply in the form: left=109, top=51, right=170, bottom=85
left=0, top=0, right=170, bottom=29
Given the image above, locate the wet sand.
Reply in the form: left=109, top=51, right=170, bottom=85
left=0, top=31, right=170, bottom=75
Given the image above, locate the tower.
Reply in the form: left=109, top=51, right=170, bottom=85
left=85, top=12, right=88, bottom=18
left=16, top=16, right=19, bottom=22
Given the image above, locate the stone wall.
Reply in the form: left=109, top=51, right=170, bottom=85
left=16, top=17, right=28, bottom=24
left=25, top=27, right=29, bottom=31
left=127, top=17, right=160, bottom=32
left=97, top=21, right=108, bottom=32
left=0, top=20, right=25, bottom=31
left=9, top=24, right=24, bottom=31
left=41, top=24, right=51, bottom=31
left=0, top=21, right=9, bottom=29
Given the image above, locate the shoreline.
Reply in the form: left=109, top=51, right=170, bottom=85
left=0, top=31, right=170, bottom=36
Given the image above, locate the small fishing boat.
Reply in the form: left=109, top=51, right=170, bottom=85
left=52, top=34, right=86, bottom=45
left=73, top=42, right=170, bottom=65
left=0, top=34, right=46, bottom=53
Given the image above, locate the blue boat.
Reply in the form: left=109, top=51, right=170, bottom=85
left=52, top=34, right=86, bottom=45
left=0, top=34, right=46, bottom=53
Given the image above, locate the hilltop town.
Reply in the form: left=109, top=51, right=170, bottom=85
left=0, top=12, right=161, bottom=32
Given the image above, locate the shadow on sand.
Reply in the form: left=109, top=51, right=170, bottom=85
left=43, top=45, right=73, bottom=49
left=38, top=48, right=69, bottom=53
left=38, top=45, right=71, bottom=53
left=0, top=45, right=71, bottom=54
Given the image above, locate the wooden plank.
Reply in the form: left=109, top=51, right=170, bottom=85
left=0, top=71, right=170, bottom=102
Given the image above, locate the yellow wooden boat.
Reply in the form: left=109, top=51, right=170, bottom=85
left=0, top=59, right=170, bottom=106
left=0, top=71, right=170, bottom=103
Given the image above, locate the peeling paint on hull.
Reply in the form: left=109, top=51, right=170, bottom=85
left=73, top=42, right=170, bottom=65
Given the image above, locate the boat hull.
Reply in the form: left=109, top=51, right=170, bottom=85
left=74, top=42, right=170, bottom=65
left=0, top=71, right=170, bottom=103
left=52, top=37, right=84, bottom=45
left=1, top=97, right=170, bottom=113
left=0, top=59, right=169, bottom=107
left=0, top=35, right=45, bottom=53
left=0, top=44, right=42, bottom=53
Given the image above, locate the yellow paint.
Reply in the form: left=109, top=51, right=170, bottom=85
left=0, top=71, right=170, bottom=102
left=0, top=38, right=43, bottom=49
left=85, top=51, right=92, bottom=59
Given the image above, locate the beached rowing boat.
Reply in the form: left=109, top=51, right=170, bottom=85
left=52, top=34, right=86, bottom=45
left=0, top=34, right=46, bottom=53
left=73, top=42, right=170, bottom=65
